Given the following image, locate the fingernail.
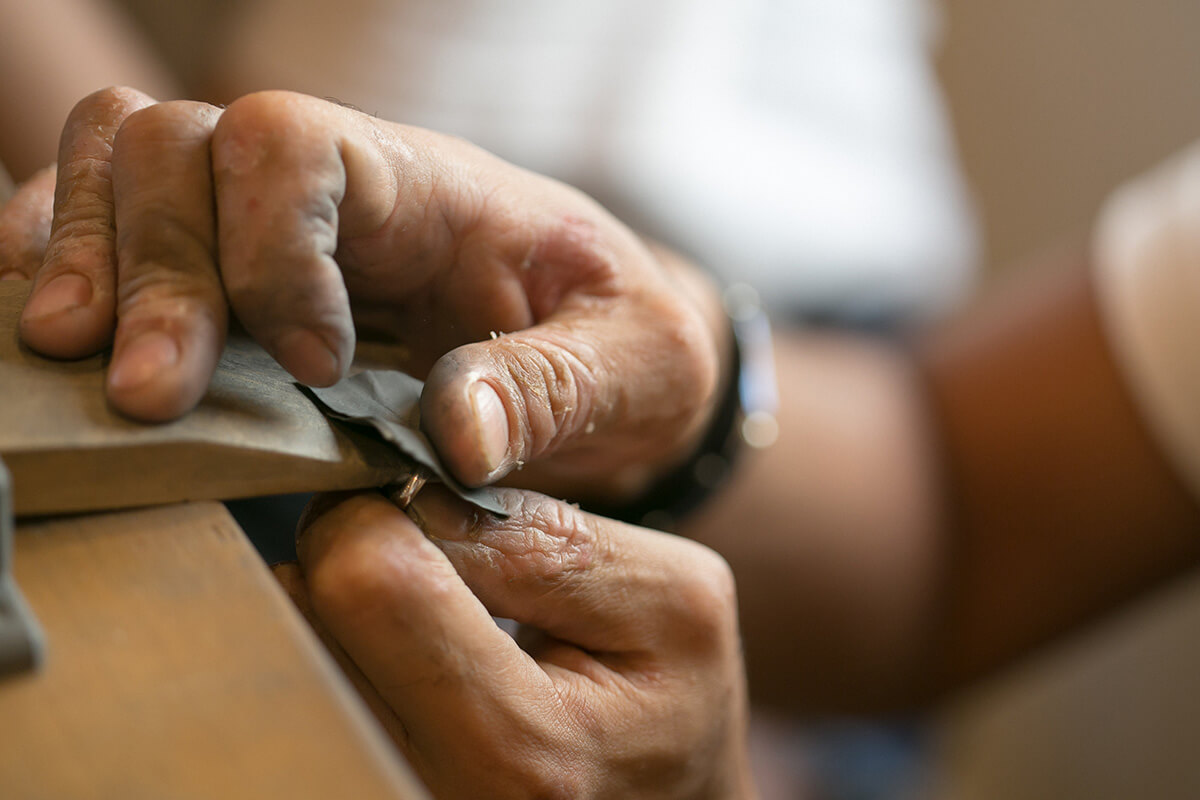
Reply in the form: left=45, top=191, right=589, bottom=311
left=0, top=270, right=27, bottom=281
left=108, top=331, right=179, bottom=392
left=276, top=328, right=342, bottom=387
left=23, top=272, right=93, bottom=319
left=405, top=484, right=478, bottom=542
left=470, top=381, right=510, bottom=477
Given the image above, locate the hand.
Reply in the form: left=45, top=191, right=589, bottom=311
left=276, top=486, right=753, bottom=799
left=9, top=87, right=727, bottom=501
left=0, top=164, right=54, bottom=281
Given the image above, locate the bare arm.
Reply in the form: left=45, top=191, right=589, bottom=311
left=917, top=247, right=1200, bottom=692
left=681, top=246, right=1200, bottom=715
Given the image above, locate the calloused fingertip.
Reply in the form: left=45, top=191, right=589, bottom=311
left=104, top=327, right=211, bottom=423
left=105, top=319, right=232, bottom=423
left=107, top=330, right=179, bottom=393
left=422, top=356, right=518, bottom=488
left=106, top=380, right=199, bottom=424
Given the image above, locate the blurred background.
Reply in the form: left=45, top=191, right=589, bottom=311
left=934, top=1, right=1200, bottom=797
left=4, top=0, right=1200, bottom=797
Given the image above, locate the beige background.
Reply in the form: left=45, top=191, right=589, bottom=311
left=933, top=2, right=1200, bottom=797
left=938, top=0, right=1200, bottom=272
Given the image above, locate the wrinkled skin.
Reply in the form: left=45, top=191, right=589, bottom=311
left=0, top=88, right=754, bottom=798
left=276, top=487, right=754, bottom=799
left=1, top=87, right=723, bottom=503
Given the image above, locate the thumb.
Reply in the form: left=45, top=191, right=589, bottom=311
left=420, top=294, right=720, bottom=498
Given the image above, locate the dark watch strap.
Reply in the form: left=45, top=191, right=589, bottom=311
left=587, top=283, right=778, bottom=531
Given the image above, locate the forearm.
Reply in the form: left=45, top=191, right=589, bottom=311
left=916, top=244, right=1200, bottom=693
left=684, top=244, right=1200, bottom=718
left=0, top=0, right=179, bottom=179
left=678, top=327, right=945, bottom=714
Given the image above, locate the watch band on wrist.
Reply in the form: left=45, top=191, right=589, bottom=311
left=589, top=283, right=778, bottom=531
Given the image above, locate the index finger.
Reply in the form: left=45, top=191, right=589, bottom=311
left=296, top=487, right=742, bottom=792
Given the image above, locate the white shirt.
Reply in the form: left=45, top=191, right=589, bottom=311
left=214, top=0, right=977, bottom=319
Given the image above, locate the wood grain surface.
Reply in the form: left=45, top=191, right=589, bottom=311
left=0, top=502, right=426, bottom=800
left=1, top=281, right=417, bottom=516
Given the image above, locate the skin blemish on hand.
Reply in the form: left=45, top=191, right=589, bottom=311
left=214, top=128, right=270, bottom=178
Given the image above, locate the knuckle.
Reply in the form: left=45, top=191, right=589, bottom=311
left=305, top=538, right=386, bottom=620
left=114, top=208, right=216, bottom=278
left=48, top=162, right=114, bottom=252
left=304, top=498, right=454, bottom=623
left=114, top=101, right=220, bottom=150
left=65, top=86, right=150, bottom=130
left=538, top=214, right=623, bottom=291
left=484, top=492, right=599, bottom=586
left=56, top=156, right=112, bottom=206
left=58, top=88, right=154, bottom=174
left=212, top=90, right=312, bottom=175
left=115, top=267, right=222, bottom=326
left=670, top=544, right=739, bottom=649
left=500, top=338, right=599, bottom=457
left=42, top=213, right=113, bottom=271
left=649, top=292, right=719, bottom=401
left=222, top=89, right=308, bottom=124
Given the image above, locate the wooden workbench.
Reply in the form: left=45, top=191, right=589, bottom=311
left=0, top=280, right=427, bottom=798
left=0, top=503, right=426, bottom=799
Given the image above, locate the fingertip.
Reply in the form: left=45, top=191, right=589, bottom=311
left=273, top=327, right=351, bottom=388
left=423, top=359, right=516, bottom=488
left=104, top=324, right=222, bottom=422
left=19, top=272, right=115, bottom=359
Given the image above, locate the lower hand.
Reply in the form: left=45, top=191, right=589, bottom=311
left=278, top=486, right=753, bottom=799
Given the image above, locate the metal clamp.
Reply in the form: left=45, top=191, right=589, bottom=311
left=0, top=456, right=44, bottom=677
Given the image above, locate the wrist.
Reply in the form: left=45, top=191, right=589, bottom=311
left=588, top=268, right=779, bottom=531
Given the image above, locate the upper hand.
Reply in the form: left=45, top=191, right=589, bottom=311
left=4, top=88, right=724, bottom=500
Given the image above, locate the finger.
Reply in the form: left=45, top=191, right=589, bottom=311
left=269, top=562, right=412, bottom=749
left=208, top=91, right=543, bottom=389
left=295, top=491, right=560, bottom=766
left=209, top=92, right=400, bottom=387
left=421, top=290, right=719, bottom=493
left=106, top=100, right=226, bottom=421
left=20, top=87, right=156, bottom=358
left=404, top=484, right=738, bottom=662
left=0, top=165, right=55, bottom=280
